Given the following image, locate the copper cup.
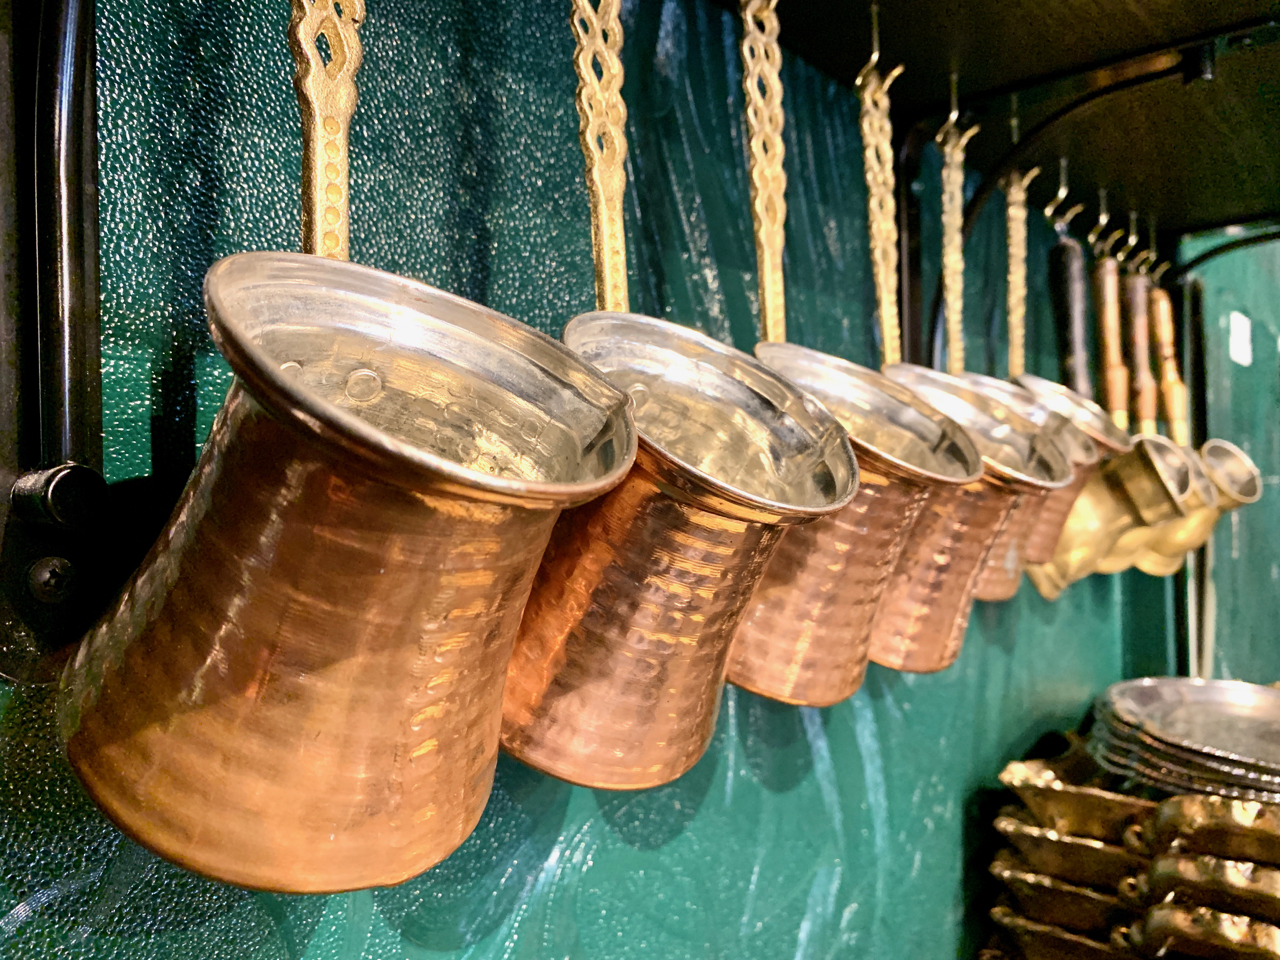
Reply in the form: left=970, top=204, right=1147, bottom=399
left=58, top=253, right=636, bottom=892
left=1013, top=373, right=1135, bottom=457
left=726, top=344, right=983, bottom=706
left=1136, top=439, right=1261, bottom=576
left=884, top=365, right=1074, bottom=604
left=502, top=313, right=858, bottom=789
left=958, top=372, right=1100, bottom=564
left=1025, top=434, right=1194, bottom=600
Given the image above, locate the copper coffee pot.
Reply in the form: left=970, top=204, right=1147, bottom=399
left=726, top=343, right=982, bottom=706
left=956, top=372, right=1099, bottom=565
left=884, top=365, right=1073, bottom=604
left=59, top=254, right=636, bottom=892
left=1013, top=373, right=1134, bottom=460
left=502, top=313, right=858, bottom=789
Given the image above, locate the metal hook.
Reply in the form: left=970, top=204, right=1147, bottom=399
left=1132, top=214, right=1158, bottom=273
left=1010, top=92, right=1019, bottom=146
left=1152, top=261, right=1171, bottom=284
left=1101, top=228, right=1125, bottom=258
left=1087, top=188, right=1110, bottom=250
left=948, top=71, right=959, bottom=126
left=1043, top=158, right=1069, bottom=222
left=856, top=3, right=881, bottom=85
left=1115, top=211, right=1139, bottom=263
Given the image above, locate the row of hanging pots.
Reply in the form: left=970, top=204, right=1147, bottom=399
left=48, top=0, right=1262, bottom=899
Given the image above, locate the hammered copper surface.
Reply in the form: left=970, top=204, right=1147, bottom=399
left=503, top=313, right=857, bottom=789
left=728, top=345, right=981, bottom=705
left=957, top=372, right=1100, bottom=565
left=59, top=254, right=636, bottom=892
left=884, top=365, right=1072, bottom=604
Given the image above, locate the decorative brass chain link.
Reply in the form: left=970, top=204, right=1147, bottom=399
left=289, top=0, right=365, bottom=261
left=856, top=62, right=903, bottom=367
left=740, top=0, right=787, bottom=343
left=571, top=0, right=629, bottom=313
left=937, top=119, right=978, bottom=374
left=1002, top=167, right=1038, bottom=378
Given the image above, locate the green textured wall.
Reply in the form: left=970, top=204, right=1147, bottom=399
left=0, top=2, right=1148, bottom=958
left=1180, top=233, right=1280, bottom=683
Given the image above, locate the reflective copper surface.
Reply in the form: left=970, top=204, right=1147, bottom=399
left=1025, top=435, right=1192, bottom=600
left=60, top=253, right=636, bottom=892
left=1136, top=439, right=1262, bottom=577
left=502, top=313, right=857, bottom=790
left=884, top=365, right=1072, bottom=603
left=728, top=344, right=981, bottom=706
left=958, top=372, right=1100, bottom=564
left=1013, top=372, right=1134, bottom=456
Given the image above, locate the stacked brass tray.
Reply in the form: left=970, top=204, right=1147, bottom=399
left=989, top=732, right=1280, bottom=958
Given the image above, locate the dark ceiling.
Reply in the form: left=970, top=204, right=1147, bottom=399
left=710, top=0, right=1280, bottom=235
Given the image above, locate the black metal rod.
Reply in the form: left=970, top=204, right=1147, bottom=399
left=1169, top=227, right=1280, bottom=281
left=34, top=0, right=101, bottom=472
left=925, top=62, right=1184, bottom=367
left=0, top=0, right=25, bottom=498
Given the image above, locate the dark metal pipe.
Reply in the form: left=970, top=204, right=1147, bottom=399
left=1170, top=227, right=1280, bottom=281
left=1047, top=236, right=1091, bottom=397
left=34, top=0, right=100, bottom=472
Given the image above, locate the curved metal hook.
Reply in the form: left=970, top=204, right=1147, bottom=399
left=1101, top=228, right=1125, bottom=258
left=855, top=2, right=881, bottom=86
left=1043, top=157, right=1069, bottom=222
left=1151, top=261, right=1171, bottom=285
left=1087, top=188, right=1110, bottom=251
left=1115, top=211, right=1139, bottom=263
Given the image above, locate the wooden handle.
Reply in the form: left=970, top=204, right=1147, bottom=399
left=572, top=0, right=629, bottom=313
left=1093, top=256, right=1128, bottom=430
left=1150, top=286, right=1189, bottom=446
left=289, top=0, right=365, bottom=260
left=740, top=0, right=787, bottom=342
left=1124, top=272, right=1157, bottom=435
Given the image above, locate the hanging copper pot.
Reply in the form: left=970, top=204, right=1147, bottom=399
left=1013, top=373, right=1134, bottom=458
left=502, top=313, right=858, bottom=790
left=59, top=253, right=637, bottom=893
left=1024, top=434, right=1194, bottom=600
left=864, top=365, right=1067, bottom=672
left=956, top=372, right=1099, bottom=565
left=884, top=365, right=1073, bottom=604
left=1096, top=447, right=1217, bottom=575
left=1136, top=439, right=1262, bottom=576
left=725, top=344, right=982, bottom=706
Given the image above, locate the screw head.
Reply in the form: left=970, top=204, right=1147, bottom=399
left=28, top=557, right=76, bottom=604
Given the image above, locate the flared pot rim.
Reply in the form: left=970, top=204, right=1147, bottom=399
left=203, top=252, right=638, bottom=509
left=1013, top=372, right=1135, bottom=454
left=753, top=342, right=983, bottom=486
left=562, top=312, right=859, bottom=523
left=1199, top=437, right=1263, bottom=506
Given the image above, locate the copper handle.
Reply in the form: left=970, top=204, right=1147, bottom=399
left=289, top=0, right=365, bottom=260
left=740, top=0, right=787, bottom=342
left=1093, top=257, right=1129, bottom=430
left=1150, top=287, right=1189, bottom=446
left=1125, top=272, right=1158, bottom=435
left=572, top=0, right=629, bottom=312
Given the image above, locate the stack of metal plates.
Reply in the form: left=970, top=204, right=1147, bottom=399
left=1090, top=678, right=1280, bottom=803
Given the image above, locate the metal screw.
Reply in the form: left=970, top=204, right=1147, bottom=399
left=28, top=557, right=76, bottom=604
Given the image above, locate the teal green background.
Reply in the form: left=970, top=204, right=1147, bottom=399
left=4, top=0, right=1266, bottom=957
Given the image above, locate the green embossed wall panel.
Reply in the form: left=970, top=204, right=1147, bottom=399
left=0, top=1, right=1145, bottom=958
left=1180, top=233, right=1280, bottom=683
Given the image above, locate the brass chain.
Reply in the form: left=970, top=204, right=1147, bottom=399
left=937, top=119, right=978, bottom=374
left=856, top=62, right=903, bottom=367
left=571, top=0, right=629, bottom=313
left=289, top=0, right=365, bottom=261
left=740, top=0, right=787, bottom=343
left=1002, top=167, right=1039, bottom=378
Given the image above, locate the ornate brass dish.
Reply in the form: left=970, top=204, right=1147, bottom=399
left=503, top=313, right=857, bottom=790
left=884, top=364, right=1073, bottom=602
left=1122, top=902, right=1280, bottom=959
left=990, top=905, right=1129, bottom=960
left=1000, top=759, right=1157, bottom=844
left=991, top=849, right=1130, bottom=934
left=1139, top=795, right=1280, bottom=868
left=727, top=344, right=981, bottom=706
left=996, top=807, right=1149, bottom=888
left=60, top=253, right=637, bottom=892
left=1122, top=852, right=1280, bottom=927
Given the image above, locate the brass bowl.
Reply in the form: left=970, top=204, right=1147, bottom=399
left=1000, top=759, right=1157, bottom=844
left=727, top=344, right=982, bottom=705
left=60, top=253, right=637, bottom=892
left=990, top=904, right=1128, bottom=960
left=502, top=313, right=858, bottom=790
left=996, top=807, right=1150, bottom=888
left=991, top=849, right=1131, bottom=934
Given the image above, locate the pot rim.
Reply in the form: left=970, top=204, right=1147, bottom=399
left=753, top=342, right=983, bottom=485
left=203, top=252, right=638, bottom=508
left=957, top=371, right=1100, bottom=468
left=562, top=312, right=859, bottom=522
left=1013, top=372, right=1134, bottom=454
left=1199, top=438, right=1263, bottom=506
